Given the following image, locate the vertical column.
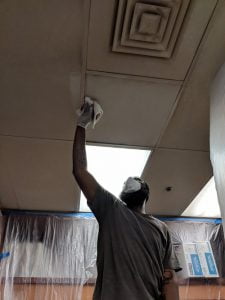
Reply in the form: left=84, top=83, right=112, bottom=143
left=210, top=63, right=225, bottom=235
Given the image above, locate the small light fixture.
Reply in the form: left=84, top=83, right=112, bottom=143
left=165, top=186, right=172, bottom=192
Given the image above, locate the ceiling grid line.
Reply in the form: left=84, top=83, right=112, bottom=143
left=179, top=0, right=219, bottom=84
left=86, top=70, right=182, bottom=85
left=79, top=0, right=92, bottom=103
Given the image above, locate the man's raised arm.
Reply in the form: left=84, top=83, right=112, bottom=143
left=72, top=100, right=101, bottom=204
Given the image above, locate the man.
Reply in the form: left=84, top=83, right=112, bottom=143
left=73, top=99, right=181, bottom=300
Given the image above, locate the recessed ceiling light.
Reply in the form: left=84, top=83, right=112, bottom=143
left=79, top=145, right=151, bottom=212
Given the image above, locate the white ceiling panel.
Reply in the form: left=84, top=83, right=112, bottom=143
left=85, top=73, right=181, bottom=147
left=0, top=68, right=80, bottom=140
left=0, top=0, right=85, bottom=69
left=143, top=148, right=213, bottom=216
left=0, top=137, right=80, bottom=211
left=87, top=0, right=217, bottom=80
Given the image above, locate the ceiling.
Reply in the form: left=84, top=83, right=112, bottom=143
left=1, top=0, right=225, bottom=215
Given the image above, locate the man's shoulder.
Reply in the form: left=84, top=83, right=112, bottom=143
left=148, top=216, right=169, bottom=233
left=89, top=185, right=126, bottom=222
left=95, top=185, right=125, bottom=206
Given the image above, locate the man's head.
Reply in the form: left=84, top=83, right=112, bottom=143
left=120, top=177, right=149, bottom=210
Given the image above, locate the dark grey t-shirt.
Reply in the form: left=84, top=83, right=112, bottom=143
left=88, top=186, right=180, bottom=300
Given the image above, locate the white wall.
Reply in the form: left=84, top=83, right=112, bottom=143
left=210, top=63, right=225, bottom=234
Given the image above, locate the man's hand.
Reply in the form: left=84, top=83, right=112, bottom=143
left=77, top=97, right=94, bottom=129
left=162, top=269, right=179, bottom=300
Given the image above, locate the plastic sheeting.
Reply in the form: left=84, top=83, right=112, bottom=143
left=165, top=218, right=225, bottom=299
left=210, top=62, right=225, bottom=236
left=165, top=219, right=225, bottom=277
left=0, top=214, right=224, bottom=299
left=0, top=214, right=98, bottom=300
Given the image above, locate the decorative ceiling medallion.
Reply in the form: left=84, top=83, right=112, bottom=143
left=113, top=0, right=190, bottom=58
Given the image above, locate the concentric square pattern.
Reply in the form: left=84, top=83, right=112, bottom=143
left=113, top=0, right=190, bottom=58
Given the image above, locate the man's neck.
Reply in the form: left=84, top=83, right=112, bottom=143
left=132, top=204, right=146, bottom=214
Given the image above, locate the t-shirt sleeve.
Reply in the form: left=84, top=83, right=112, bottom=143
left=88, top=185, right=120, bottom=223
left=163, top=229, right=182, bottom=272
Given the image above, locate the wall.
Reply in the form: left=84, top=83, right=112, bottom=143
left=0, top=284, right=94, bottom=300
left=1, top=282, right=225, bottom=300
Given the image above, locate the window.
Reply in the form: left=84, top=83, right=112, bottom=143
left=182, top=177, right=221, bottom=218
left=79, top=145, right=151, bottom=212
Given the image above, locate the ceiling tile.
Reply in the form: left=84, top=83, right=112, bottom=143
left=0, top=68, right=80, bottom=140
left=85, top=73, right=181, bottom=147
left=0, top=137, right=79, bottom=211
left=143, top=148, right=213, bottom=216
left=0, top=0, right=85, bottom=69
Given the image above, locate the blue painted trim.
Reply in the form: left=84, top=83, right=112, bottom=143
left=158, top=217, right=222, bottom=224
left=2, top=210, right=222, bottom=223
left=2, top=210, right=95, bottom=218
